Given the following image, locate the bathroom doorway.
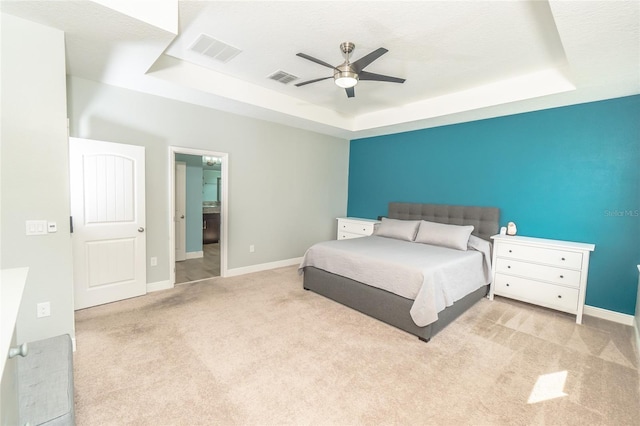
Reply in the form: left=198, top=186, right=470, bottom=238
left=169, top=147, right=228, bottom=285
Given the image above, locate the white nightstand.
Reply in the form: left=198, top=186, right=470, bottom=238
left=336, top=217, right=380, bottom=240
left=490, top=234, right=595, bottom=324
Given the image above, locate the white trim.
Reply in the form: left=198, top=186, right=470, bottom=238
left=583, top=305, right=635, bottom=326
left=635, top=317, right=640, bottom=366
left=72, top=337, right=77, bottom=353
left=186, top=251, right=204, bottom=260
left=147, top=279, right=172, bottom=293
left=226, top=257, right=303, bottom=277
left=635, top=266, right=640, bottom=366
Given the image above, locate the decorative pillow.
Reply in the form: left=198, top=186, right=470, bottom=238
left=414, top=220, right=474, bottom=250
left=373, top=218, right=420, bottom=241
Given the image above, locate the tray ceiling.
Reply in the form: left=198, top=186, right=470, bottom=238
left=2, top=1, right=638, bottom=139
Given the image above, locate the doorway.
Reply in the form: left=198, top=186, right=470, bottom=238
left=169, top=147, right=228, bottom=285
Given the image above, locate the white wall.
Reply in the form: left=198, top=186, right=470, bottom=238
left=66, top=76, right=349, bottom=283
left=0, top=14, right=75, bottom=344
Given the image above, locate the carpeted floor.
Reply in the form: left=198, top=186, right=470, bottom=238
left=73, top=266, right=639, bottom=425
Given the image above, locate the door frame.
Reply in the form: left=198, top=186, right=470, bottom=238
left=168, top=146, right=229, bottom=285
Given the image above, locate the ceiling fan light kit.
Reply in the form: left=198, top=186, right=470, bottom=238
left=296, top=42, right=405, bottom=98
left=334, top=70, right=358, bottom=88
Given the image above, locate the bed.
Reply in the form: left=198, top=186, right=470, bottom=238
left=299, top=202, right=500, bottom=342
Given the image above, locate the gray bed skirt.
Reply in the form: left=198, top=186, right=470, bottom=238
left=303, top=266, right=489, bottom=342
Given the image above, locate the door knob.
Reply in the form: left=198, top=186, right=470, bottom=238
left=138, top=227, right=145, bottom=232
left=8, top=343, right=28, bottom=359
left=180, top=215, right=185, bottom=219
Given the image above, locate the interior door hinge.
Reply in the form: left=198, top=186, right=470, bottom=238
left=70, top=216, right=74, bottom=234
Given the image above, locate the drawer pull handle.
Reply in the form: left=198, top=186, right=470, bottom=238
left=561, top=257, right=566, bottom=261
left=508, top=249, right=513, bottom=253
left=507, top=265, right=511, bottom=269
left=506, top=283, right=510, bottom=287
left=557, top=295, right=562, bottom=299
left=560, top=275, right=564, bottom=279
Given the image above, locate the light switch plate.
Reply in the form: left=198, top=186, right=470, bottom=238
left=26, top=220, right=48, bottom=235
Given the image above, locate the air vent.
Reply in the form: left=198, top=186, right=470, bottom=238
left=267, top=70, right=299, bottom=85
left=189, top=34, right=241, bottom=63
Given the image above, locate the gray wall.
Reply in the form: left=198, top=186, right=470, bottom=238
left=0, top=14, right=75, bottom=344
left=66, top=76, right=349, bottom=284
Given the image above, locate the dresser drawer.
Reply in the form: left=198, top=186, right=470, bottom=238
left=495, top=258, right=581, bottom=288
left=338, top=220, right=376, bottom=236
left=494, top=274, right=579, bottom=313
left=496, top=243, right=583, bottom=269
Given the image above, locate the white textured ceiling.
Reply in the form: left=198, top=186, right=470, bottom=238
left=2, top=0, right=639, bottom=139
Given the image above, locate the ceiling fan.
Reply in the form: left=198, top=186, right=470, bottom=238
left=295, top=42, right=405, bottom=98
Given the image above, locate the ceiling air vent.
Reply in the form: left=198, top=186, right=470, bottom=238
left=267, top=70, right=299, bottom=85
left=189, top=34, right=241, bottom=63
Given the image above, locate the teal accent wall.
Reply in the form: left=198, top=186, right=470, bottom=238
left=176, top=154, right=203, bottom=253
left=348, top=95, right=640, bottom=315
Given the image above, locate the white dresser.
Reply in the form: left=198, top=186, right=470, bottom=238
left=336, top=217, right=380, bottom=240
left=489, top=234, right=595, bottom=324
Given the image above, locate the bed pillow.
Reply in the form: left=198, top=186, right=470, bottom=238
left=373, top=218, right=420, bottom=241
left=414, top=220, right=474, bottom=251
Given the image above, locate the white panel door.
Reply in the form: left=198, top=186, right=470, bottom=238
left=175, top=161, right=187, bottom=262
left=70, top=137, right=146, bottom=310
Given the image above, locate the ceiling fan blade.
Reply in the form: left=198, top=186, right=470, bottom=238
left=295, top=76, right=332, bottom=87
left=296, top=53, right=336, bottom=70
left=359, top=71, right=405, bottom=84
left=351, top=47, right=388, bottom=72
left=345, top=87, right=355, bottom=98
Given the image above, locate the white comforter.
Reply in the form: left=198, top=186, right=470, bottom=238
left=298, top=235, right=492, bottom=327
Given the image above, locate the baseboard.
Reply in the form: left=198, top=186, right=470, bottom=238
left=186, top=251, right=203, bottom=260
left=583, top=305, right=634, bottom=326
left=147, top=279, right=172, bottom=293
left=225, top=257, right=302, bottom=277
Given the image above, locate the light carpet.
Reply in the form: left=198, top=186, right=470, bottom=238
left=73, top=266, right=640, bottom=425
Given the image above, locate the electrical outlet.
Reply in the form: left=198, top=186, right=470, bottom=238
left=37, top=302, right=51, bottom=318
left=150, top=257, right=158, bottom=266
left=249, top=245, right=255, bottom=253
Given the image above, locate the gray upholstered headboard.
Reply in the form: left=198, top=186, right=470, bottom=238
left=388, top=202, right=500, bottom=242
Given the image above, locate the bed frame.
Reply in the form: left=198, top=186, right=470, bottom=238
left=303, top=202, right=500, bottom=342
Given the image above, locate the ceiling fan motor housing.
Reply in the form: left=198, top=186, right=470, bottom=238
left=340, top=42, right=355, bottom=58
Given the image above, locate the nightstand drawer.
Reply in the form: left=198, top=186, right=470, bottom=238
left=494, top=274, right=579, bottom=313
left=495, top=258, right=581, bottom=288
left=338, top=231, right=366, bottom=240
left=496, top=243, right=583, bottom=269
left=338, top=220, right=376, bottom=236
